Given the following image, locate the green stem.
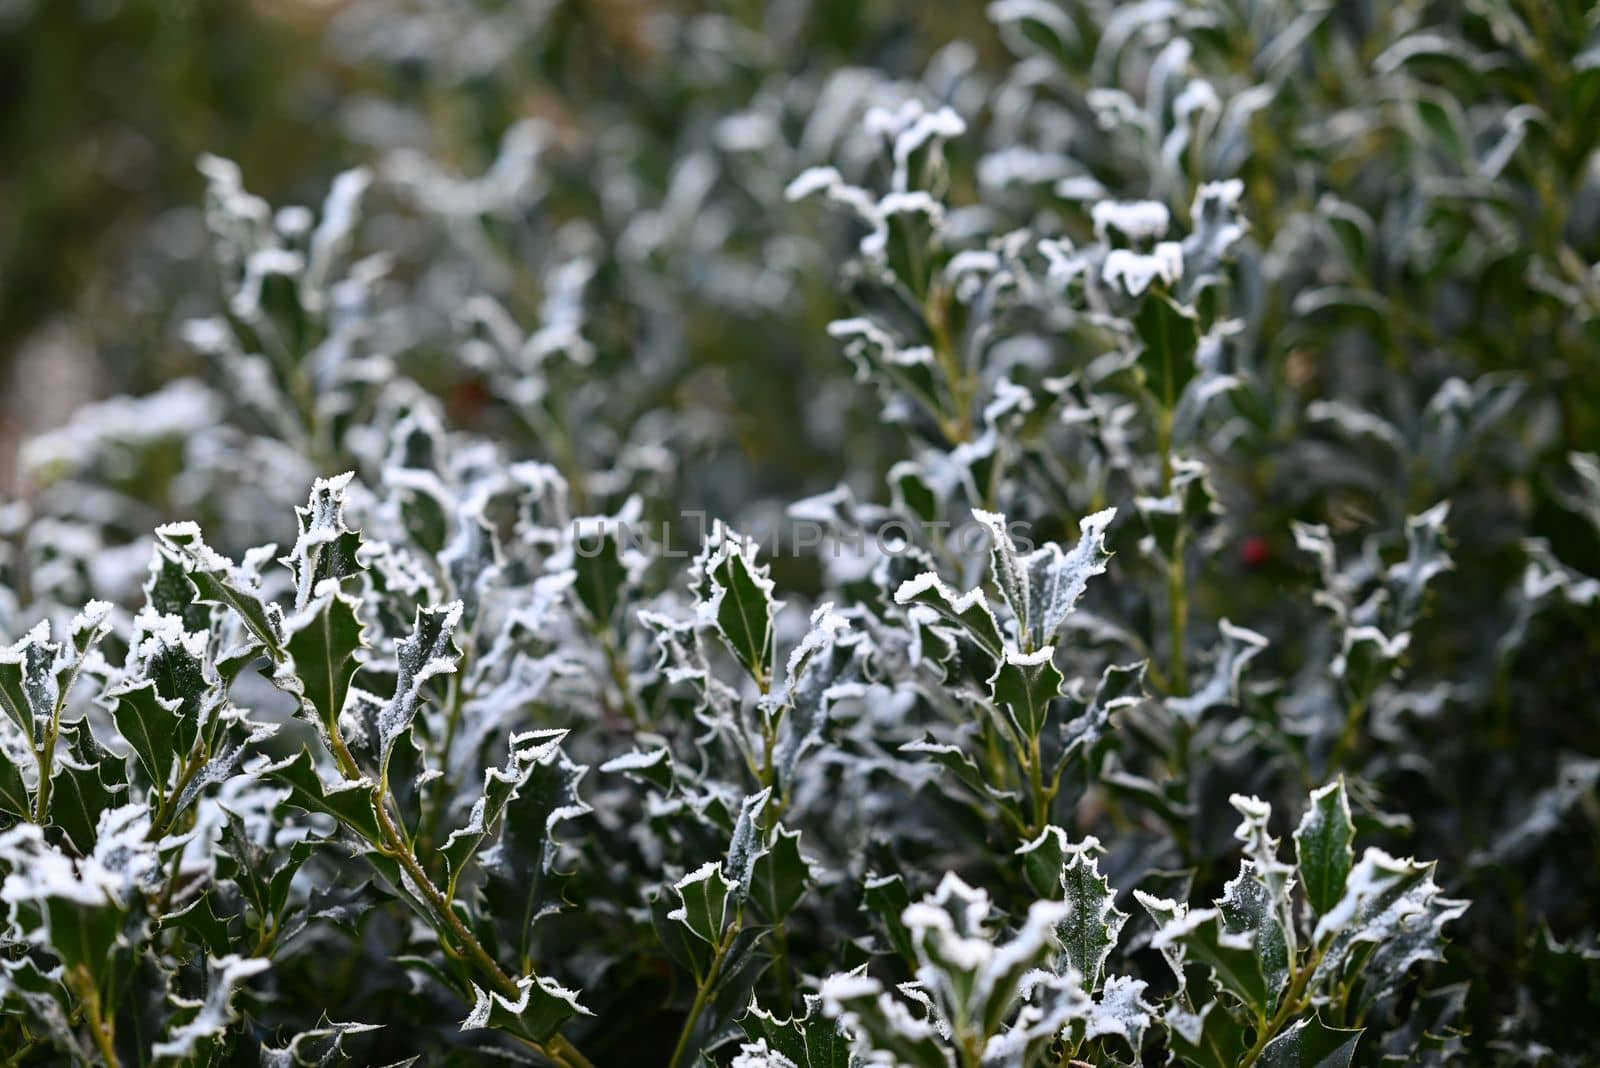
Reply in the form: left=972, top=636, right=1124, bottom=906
left=327, top=712, right=596, bottom=1068
left=31, top=724, right=57, bottom=825
left=600, top=631, right=642, bottom=729
left=70, top=965, right=120, bottom=1068
left=1239, top=943, right=1326, bottom=1067
left=1026, top=733, right=1050, bottom=839
left=1, top=1038, right=41, bottom=1068
left=1166, top=549, right=1189, bottom=698
left=1328, top=697, right=1368, bottom=770
left=668, top=920, right=740, bottom=1068
left=770, top=923, right=796, bottom=1012
left=148, top=745, right=206, bottom=842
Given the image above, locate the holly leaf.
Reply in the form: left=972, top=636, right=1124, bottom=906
left=1296, top=778, right=1355, bottom=917
left=990, top=646, right=1064, bottom=741
left=742, top=995, right=851, bottom=1068
left=1058, top=849, right=1127, bottom=990
left=1133, top=289, right=1199, bottom=409
left=1257, top=1014, right=1362, bottom=1067
left=105, top=681, right=184, bottom=790
left=377, top=602, right=462, bottom=782
left=700, top=528, right=778, bottom=688
left=670, top=861, right=734, bottom=946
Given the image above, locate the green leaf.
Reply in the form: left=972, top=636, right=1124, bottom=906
left=1219, top=866, right=1291, bottom=1009
left=652, top=889, right=713, bottom=978
left=161, top=894, right=239, bottom=959
left=990, top=646, right=1064, bottom=741
left=1059, top=660, right=1145, bottom=773
left=1295, top=778, right=1355, bottom=917
left=901, top=735, right=1019, bottom=815
left=0, top=749, right=30, bottom=819
left=478, top=742, right=590, bottom=966
left=377, top=602, right=462, bottom=782
left=106, top=681, right=184, bottom=791
left=670, top=861, right=734, bottom=945
left=704, top=530, right=777, bottom=687
left=570, top=519, right=631, bottom=627
left=145, top=545, right=212, bottom=633
left=49, top=728, right=125, bottom=854
left=283, top=581, right=367, bottom=741
left=461, top=974, right=590, bottom=1044
left=261, top=748, right=382, bottom=844
left=1164, top=1001, right=1249, bottom=1068
left=861, top=872, right=916, bottom=964
left=441, top=730, right=569, bottom=890
left=742, top=996, right=851, bottom=1068
left=894, top=572, right=1004, bottom=659
left=749, top=826, right=811, bottom=924
left=1257, top=1014, right=1362, bottom=1068
left=1133, top=289, right=1199, bottom=410
left=1058, top=849, right=1127, bottom=990
left=1156, top=909, right=1270, bottom=1014
left=158, top=522, right=285, bottom=661
left=599, top=747, right=675, bottom=792
left=1015, top=826, right=1099, bottom=902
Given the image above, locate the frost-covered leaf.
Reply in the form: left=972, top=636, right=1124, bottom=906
left=1085, top=973, right=1154, bottom=1055
left=1154, top=908, right=1269, bottom=1013
left=1296, top=778, right=1355, bottom=916
left=1167, top=620, right=1268, bottom=723
left=105, top=680, right=184, bottom=790
left=741, top=996, right=851, bottom=1068
left=1057, top=849, right=1126, bottom=990
left=1310, top=849, right=1462, bottom=996
left=670, top=861, right=734, bottom=945
left=748, top=825, right=812, bottom=924
left=283, top=579, right=366, bottom=742
left=972, top=509, right=1033, bottom=641
left=1015, top=827, right=1098, bottom=902
left=157, top=522, right=285, bottom=661
left=284, top=472, right=364, bottom=611
left=461, top=974, right=590, bottom=1044
left=1133, top=290, right=1199, bottom=409
left=698, top=526, right=778, bottom=688
left=1022, top=508, right=1116, bottom=647
left=377, top=602, right=462, bottom=781
left=894, top=572, right=1004, bottom=659
left=1059, top=660, right=1145, bottom=769
left=817, top=970, right=945, bottom=1068
left=152, top=954, right=271, bottom=1060
left=478, top=739, right=590, bottom=965
left=1219, top=865, right=1290, bottom=1009
left=441, top=729, right=569, bottom=889
left=258, top=748, right=382, bottom=844
left=260, top=1017, right=382, bottom=1067
left=1256, top=1013, right=1362, bottom=1068
left=990, top=646, right=1063, bottom=740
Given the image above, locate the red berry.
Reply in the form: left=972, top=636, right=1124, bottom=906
left=1241, top=534, right=1271, bottom=569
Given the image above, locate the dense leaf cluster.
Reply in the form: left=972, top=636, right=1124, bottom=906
left=2, top=1, right=1598, bottom=1065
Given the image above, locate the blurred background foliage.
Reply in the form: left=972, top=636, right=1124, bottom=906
left=0, top=0, right=997, bottom=491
